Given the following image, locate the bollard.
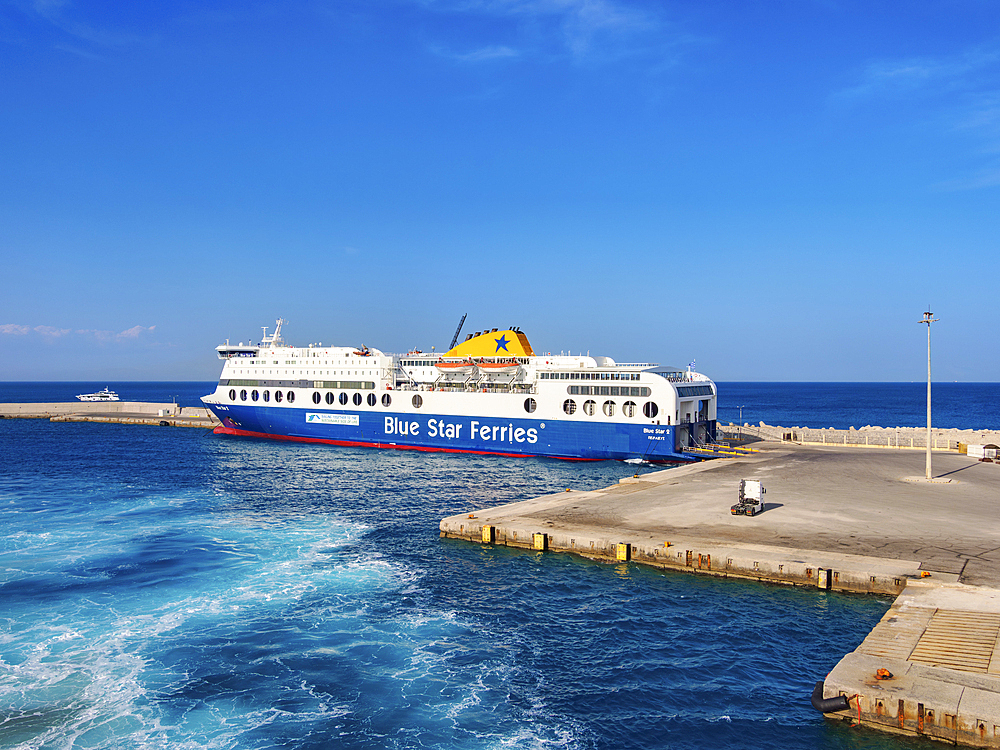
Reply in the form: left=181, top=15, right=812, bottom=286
left=817, top=568, right=832, bottom=590
left=481, top=525, right=495, bottom=544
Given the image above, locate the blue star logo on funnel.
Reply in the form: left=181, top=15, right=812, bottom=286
left=494, top=334, right=510, bottom=353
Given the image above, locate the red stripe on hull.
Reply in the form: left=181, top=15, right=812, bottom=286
left=211, top=424, right=602, bottom=461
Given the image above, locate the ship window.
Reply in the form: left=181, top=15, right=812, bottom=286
left=412, top=394, right=423, bottom=408
left=382, top=394, right=391, bottom=407
left=326, top=392, right=334, bottom=405
left=312, top=392, right=321, bottom=404
left=643, top=402, right=659, bottom=419
left=339, top=393, right=348, bottom=405
left=229, top=389, right=236, bottom=401
left=600, top=386, right=610, bottom=396
left=563, top=399, right=576, bottom=415
left=251, top=390, right=259, bottom=402
left=240, top=389, right=248, bottom=401
left=603, top=400, right=616, bottom=417
left=524, top=397, right=536, bottom=413
left=275, top=390, right=283, bottom=403
left=583, top=400, right=596, bottom=416
left=287, top=391, right=295, bottom=403
left=367, top=393, right=377, bottom=407
left=569, top=386, right=579, bottom=395
left=623, top=401, right=636, bottom=418
left=263, top=390, right=270, bottom=402
left=353, top=393, right=362, bottom=406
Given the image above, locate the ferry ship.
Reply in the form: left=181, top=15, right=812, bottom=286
left=201, top=320, right=717, bottom=462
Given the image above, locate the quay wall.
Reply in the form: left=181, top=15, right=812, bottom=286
left=441, top=517, right=915, bottom=596
left=721, top=422, right=1000, bottom=451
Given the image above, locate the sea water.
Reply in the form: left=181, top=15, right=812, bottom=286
left=2, top=383, right=979, bottom=749
left=716, top=382, right=999, bottom=432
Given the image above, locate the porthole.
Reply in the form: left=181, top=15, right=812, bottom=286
left=263, top=390, right=270, bottom=402
left=524, top=397, right=536, bottom=413
left=643, top=402, right=659, bottom=419
left=583, top=400, right=596, bottom=416
left=312, top=392, right=321, bottom=405
left=382, top=394, right=391, bottom=407
left=287, top=391, right=295, bottom=403
left=367, top=393, right=377, bottom=407
left=603, top=400, right=616, bottom=417
left=240, top=389, right=248, bottom=401
left=412, top=394, right=423, bottom=408
left=251, top=389, right=259, bottom=402
left=326, top=392, right=334, bottom=405
left=229, top=389, right=236, bottom=401
left=623, top=401, right=636, bottom=418
left=339, top=392, right=348, bottom=405
left=563, top=399, right=577, bottom=415
left=353, top=393, right=362, bottom=406
left=275, top=390, right=283, bottom=403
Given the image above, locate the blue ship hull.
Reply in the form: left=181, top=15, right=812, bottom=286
left=208, top=403, right=706, bottom=462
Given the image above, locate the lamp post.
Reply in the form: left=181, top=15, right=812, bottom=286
left=919, top=310, right=938, bottom=480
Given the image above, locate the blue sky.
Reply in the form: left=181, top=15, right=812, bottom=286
left=1, top=0, right=997, bottom=381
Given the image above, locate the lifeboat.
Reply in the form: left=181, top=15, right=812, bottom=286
left=476, top=359, right=519, bottom=373
left=434, top=359, right=476, bottom=374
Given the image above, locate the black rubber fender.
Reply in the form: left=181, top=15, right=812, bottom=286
left=811, top=681, right=851, bottom=713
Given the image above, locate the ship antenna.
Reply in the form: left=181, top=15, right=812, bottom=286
left=448, top=313, right=467, bottom=350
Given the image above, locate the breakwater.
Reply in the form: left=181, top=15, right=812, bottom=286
left=0, top=401, right=220, bottom=428
left=722, top=422, right=1000, bottom=451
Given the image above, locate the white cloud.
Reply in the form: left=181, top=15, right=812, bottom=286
left=117, top=324, right=155, bottom=339
left=1, top=323, right=71, bottom=336
left=75, top=325, right=156, bottom=341
left=0, top=324, right=157, bottom=341
left=2, top=324, right=156, bottom=340
left=833, top=45, right=1000, bottom=191
left=436, top=44, right=520, bottom=62
left=834, top=47, right=1000, bottom=103
left=33, top=325, right=71, bottom=337
left=22, top=0, right=150, bottom=50
left=418, top=0, right=681, bottom=64
left=934, top=167, right=1000, bottom=192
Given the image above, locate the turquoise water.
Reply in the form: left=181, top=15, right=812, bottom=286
left=0, top=383, right=957, bottom=749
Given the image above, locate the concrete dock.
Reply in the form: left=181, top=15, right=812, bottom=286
left=0, top=402, right=220, bottom=428
left=440, top=443, right=1000, bottom=746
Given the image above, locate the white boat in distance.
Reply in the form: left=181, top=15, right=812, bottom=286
left=76, top=387, right=120, bottom=402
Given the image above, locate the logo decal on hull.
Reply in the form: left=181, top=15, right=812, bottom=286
left=306, top=413, right=360, bottom=425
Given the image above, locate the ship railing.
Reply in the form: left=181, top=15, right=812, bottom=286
left=659, top=372, right=712, bottom=383
left=389, top=382, right=537, bottom=395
